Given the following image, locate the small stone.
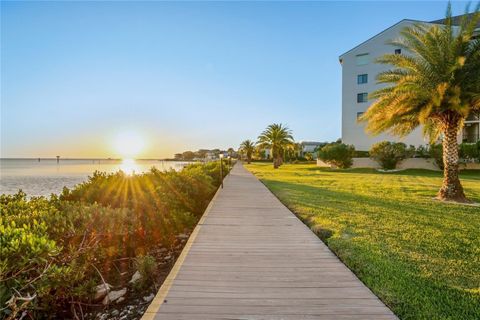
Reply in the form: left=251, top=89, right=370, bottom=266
left=111, top=310, right=119, bottom=317
left=164, top=255, right=172, bottom=260
left=98, top=313, right=108, bottom=320
left=102, top=288, right=127, bottom=305
left=129, top=271, right=142, bottom=284
left=117, top=297, right=125, bottom=303
left=143, top=293, right=154, bottom=302
left=158, top=248, right=167, bottom=253
left=94, top=283, right=112, bottom=301
left=176, top=233, right=188, bottom=239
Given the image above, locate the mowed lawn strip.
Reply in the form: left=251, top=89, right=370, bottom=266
left=245, top=163, right=480, bottom=320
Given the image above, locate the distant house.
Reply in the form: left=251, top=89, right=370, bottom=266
left=299, top=141, right=326, bottom=159
left=339, top=13, right=480, bottom=151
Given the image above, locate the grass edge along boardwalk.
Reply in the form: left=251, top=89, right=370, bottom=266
left=143, top=163, right=397, bottom=320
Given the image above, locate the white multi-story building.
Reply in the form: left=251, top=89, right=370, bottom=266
left=339, top=14, right=479, bottom=151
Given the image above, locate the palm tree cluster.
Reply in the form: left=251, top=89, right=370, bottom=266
left=360, top=5, right=480, bottom=202
left=239, top=123, right=295, bottom=169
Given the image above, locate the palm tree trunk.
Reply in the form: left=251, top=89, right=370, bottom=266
left=437, top=120, right=468, bottom=202
left=271, top=147, right=280, bottom=169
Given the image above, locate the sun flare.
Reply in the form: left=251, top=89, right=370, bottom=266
left=113, top=131, right=146, bottom=159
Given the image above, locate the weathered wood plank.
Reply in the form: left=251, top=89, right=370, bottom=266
left=143, top=163, right=397, bottom=319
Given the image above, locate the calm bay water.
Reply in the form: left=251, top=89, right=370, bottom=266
left=0, top=159, right=190, bottom=196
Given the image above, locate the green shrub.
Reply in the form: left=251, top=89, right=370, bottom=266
left=304, top=153, right=314, bottom=161
left=318, top=143, right=355, bottom=169
left=429, top=143, right=444, bottom=170
left=353, top=150, right=369, bottom=158
left=135, top=255, right=157, bottom=279
left=415, top=145, right=430, bottom=158
left=459, top=142, right=480, bottom=162
left=0, top=193, right=106, bottom=318
left=369, top=141, right=411, bottom=170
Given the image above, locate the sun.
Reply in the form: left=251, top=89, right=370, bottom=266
left=113, top=131, right=145, bottom=159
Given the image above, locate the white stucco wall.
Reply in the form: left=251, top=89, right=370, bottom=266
left=340, top=20, right=429, bottom=151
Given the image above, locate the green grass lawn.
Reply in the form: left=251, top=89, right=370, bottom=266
left=245, top=163, right=480, bottom=320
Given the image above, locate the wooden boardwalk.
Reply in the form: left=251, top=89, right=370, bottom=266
left=143, top=163, right=397, bottom=320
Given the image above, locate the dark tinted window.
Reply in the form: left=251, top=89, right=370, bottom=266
left=357, top=74, right=368, bottom=84
left=357, top=93, right=368, bottom=103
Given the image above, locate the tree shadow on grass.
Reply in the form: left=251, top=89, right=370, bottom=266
left=303, top=166, right=479, bottom=180
left=261, top=178, right=480, bottom=216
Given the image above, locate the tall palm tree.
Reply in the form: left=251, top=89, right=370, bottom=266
left=360, top=6, right=479, bottom=203
left=239, top=140, right=255, bottom=164
left=257, top=123, right=294, bottom=169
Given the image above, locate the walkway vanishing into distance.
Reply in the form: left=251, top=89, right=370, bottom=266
left=143, top=163, right=397, bottom=320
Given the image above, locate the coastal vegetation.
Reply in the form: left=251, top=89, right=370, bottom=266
left=0, top=161, right=228, bottom=319
left=359, top=6, right=480, bottom=202
left=246, top=162, right=480, bottom=319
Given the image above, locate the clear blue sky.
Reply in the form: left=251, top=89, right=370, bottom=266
left=1, top=1, right=470, bottom=158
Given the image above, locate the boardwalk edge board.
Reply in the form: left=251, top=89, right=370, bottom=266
left=141, top=171, right=230, bottom=319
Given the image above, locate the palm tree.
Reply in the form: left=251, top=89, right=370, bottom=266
left=360, top=6, right=480, bottom=202
left=257, top=123, right=294, bottom=169
left=239, top=140, right=255, bottom=164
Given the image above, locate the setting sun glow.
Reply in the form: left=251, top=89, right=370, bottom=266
left=113, top=131, right=146, bottom=159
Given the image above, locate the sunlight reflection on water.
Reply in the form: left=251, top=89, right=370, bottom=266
left=0, top=159, right=191, bottom=196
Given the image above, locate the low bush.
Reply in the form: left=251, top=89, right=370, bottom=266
left=317, top=143, right=355, bottom=169
left=428, top=143, right=444, bottom=170
left=414, top=145, right=430, bottom=158
left=1, top=161, right=228, bottom=319
left=369, top=141, right=413, bottom=170
left=459, top=142, right=480, bottom=162
left=353, top=150, right=369, bottom=158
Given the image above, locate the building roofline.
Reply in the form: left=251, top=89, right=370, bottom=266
left=338, top=19, right=431, bottom=61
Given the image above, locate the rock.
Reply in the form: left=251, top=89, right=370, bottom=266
left=164, top=255, right=172, bottom=260
left=102, top=288, right=127, bottom=305
left=117, top=297, right=125, bottom=303
left=97, top=313, right=108, bottom=320
left=176, top=233, right=189, bottom=239
left=143, top=293, right=155, bottom=302
left=129, top=271, right=142, bottom=284
left=111, top=310, right=119, bottom=317
left=94, top=283, right=112, bottom=301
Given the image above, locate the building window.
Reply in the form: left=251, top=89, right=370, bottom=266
left=395, top=49, right=402, bottom=54
left=357, top=93, right=368, bottom=103
left=356, top=112, right=364, bottom=120
left=355, top=53, right=369, bottom=66
left=357, top=74, right=368, bottom=84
